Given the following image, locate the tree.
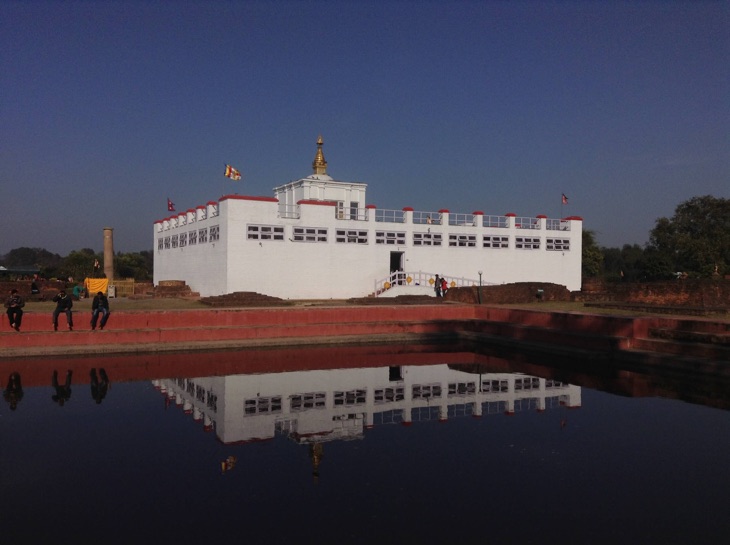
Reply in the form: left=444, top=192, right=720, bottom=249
left=61, top=248, right=97, bottom=281
left=114, top=251, right=153, bottom=281
left=582, top=229, right=603, bottom=278
left=647, top=195, right=730, bottom=277
left=1, top=247, right=63, bottom=277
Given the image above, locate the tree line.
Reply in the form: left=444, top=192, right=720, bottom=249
left=582, top=195, right=729, bottom=281
left=0, top=247, right=154, bottom=282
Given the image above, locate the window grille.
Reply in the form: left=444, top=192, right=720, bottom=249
left=188, top=230, right=197, bottom=245
left=483, top=235, right=509, bottom=249
left=412, top=384, right=442, bottom=400
left=157, top=238, right=164, bottom=251
left=515, top=236, right=540, bottom=250
left=244, top=396, right=282, bottom=415
left=514, top=377, right=541, bottom=391
left=413, top=232, right=442, bottom=246
left=375, top=231, right=406, bottom=245
left=171, top=234, right=178, bottom=248
left=448, top=234, right=476, bottom=247
left=179, top=232, right=187, bottom=247
left=333, top=389, right=367, bottom=406
left=210, top=225, right=220, bottom=242
left=448, top=382, right=476, bottom=396
left=198, top=228, right=208, bottom=243
left=546, top=238, right=570, bottom=251
left=335, top=229, right=368, bottom=244
left=482, top=379, right=508, bottom=393
left=293, top=227, right=328, bottom=242
left=247, top=225, right=284, bottom=241
left=164, top=236, right=171, bottom=249
left=374, top=387, right=405, bottom=403
left=290, top=392, right=327, bottom=411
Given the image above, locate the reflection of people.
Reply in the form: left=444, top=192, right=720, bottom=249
left=52, top=290, right=74, bottom=331
left=3, top=372, right=24, bottom=410
left=52, top=370, right=73, bottom=406
left=5, top=289, right=25, bottom=331
left=90, top=291, right=110, bottom=331
left=90, top=368, right=110, bottom=404
left=310, top=442, right=324, bottom=484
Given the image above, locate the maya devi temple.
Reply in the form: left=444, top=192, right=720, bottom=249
left=153, top=137, right=583, bottom=299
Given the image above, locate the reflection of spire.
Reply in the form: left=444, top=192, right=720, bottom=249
left=310, top=442, right=324, bottom=484
left=312, top=135, right=327, bottom=175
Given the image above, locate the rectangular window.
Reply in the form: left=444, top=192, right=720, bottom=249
left=244, top=396, right=282, bottom=415
left=179, top=232, right=187, bottom=247
left=293, top=227, right=328, bottom=242
left=546, top=238, right=570, bottom=251
left=198, top=228, right=208, bottom=243
left=515, top=236, right=540, bottom=250
left=413, top=232, right=442, bottom=246
left=448, top=234, right=476, bottom=247
left=448, top=382, right=476, bottom=396
left=290, top=392, right=327, bottom=411
left=163, top=236, right=171, bottom=249
left=412, top=384, right=442, bottom=400
left=210, top=225, right=220, bottom=242
left=375, top=231, right=406, bottom=245
left=247, top=225, right=284, bottom=241
left=335, top=229, right=368, bottom=244
left=483, top=235, right=509, bottom=249
left=374, top=387, right=405, bottom=404
left=157, top=238, right=164, bottom=251
left=482, top=379, right=508, bottom=393
left=333, top=389, right=367, bottom=406
left=188, top=230, right=197, bottom=245
left=514, top=377, right=541, bottom=391
left=171, top=234, right=178, bottom=248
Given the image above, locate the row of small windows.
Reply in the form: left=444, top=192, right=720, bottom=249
left=243, top=377, right=558, bottom=415
left=158, top=225, right=219, bottom=250
left=159, top=225, right=569, bottom=252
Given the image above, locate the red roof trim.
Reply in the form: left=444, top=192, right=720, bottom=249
left=365, top=204, right=377, bottom=209
left=505, top=212, right=516, bottom=217
left=402, top=206, right=414, bottom=212
left=438, top=209, right=449, bottom=214
left=472, top=211, right=484, bottom=215
left=536, top=214, right=547, bottom=219
left=298, top=199, right=337, bottom=206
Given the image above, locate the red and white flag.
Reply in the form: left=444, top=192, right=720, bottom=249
left=561, top=193, right=569, bottom=205
left=167, top=198, right=175, bottom=212
left=224, top=164, right=242, bottom=180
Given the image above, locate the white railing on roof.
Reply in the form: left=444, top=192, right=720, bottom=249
left=278, top=204, right=301, bottom=219
left=482, top=215, right=509, bottom=228
left=413, top=211, right=442, bottom=225
left=514, top=217, right=541, bottom=230
left=547, top=218, right=571, bottom=231
left=375, top=208, right=406, bottom=223
left=449, top=213, right=477, bottom=227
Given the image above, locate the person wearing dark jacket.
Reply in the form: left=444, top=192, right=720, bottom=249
left=4, top=289, right=25, bottom=331
left=90, top=291, right=110, bottom=330
left=52, top=290, right=73, bottom=331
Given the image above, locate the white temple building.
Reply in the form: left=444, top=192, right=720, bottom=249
left=153, top=136, right=583, bottom=299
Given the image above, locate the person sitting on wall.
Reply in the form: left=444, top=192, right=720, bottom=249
left=4, top=289, right=25, bottom=332
left=52, top=290, right=73, bottom=331
left=90, top=291, right=110, bottom=331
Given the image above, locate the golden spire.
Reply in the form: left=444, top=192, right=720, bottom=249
left=312, top=134, right=328, bottom=175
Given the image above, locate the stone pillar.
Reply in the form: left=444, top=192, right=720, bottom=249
left=103, top=227, right=114, bottom=281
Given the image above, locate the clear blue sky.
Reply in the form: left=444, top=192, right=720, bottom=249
left=2, top=0, right=728, bottom=256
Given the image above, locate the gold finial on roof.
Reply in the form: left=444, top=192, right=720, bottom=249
left=312, top=134, right=328, bottom=175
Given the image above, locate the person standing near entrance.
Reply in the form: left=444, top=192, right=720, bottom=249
left=90, top=291, right=110, bottom=330
left=52, top=290, right=73, bottom=331
left=5, top=289, right=25, bottom=331
left=434, top=275, right=442, bottom=297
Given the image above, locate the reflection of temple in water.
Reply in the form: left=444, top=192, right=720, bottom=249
left=152, top=364, right=581, bottom=445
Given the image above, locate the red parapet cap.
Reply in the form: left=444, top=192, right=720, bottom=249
left=438, top=209, right=449, bottom=214
left=186, top=209, right=196, bottom=213
left=562, top=215, right=583, bottom=221
left=505, top=212, right=516, bottom=217
left=402, top=206, right=414, bottom=212
left=298, top=199, right=337, bottom=206
left=220, top=194, right=278, bottom=203
left=472, top=211, right=484, bottom=215
left=207, top=201, right=218, bottom=205
left=154, top=220, right=163, bottom=225
left=536, top=214, right=547, bottom=219
left=196, top=205, right=206, bottom=210
left=366, top=204, right=377, bottom=209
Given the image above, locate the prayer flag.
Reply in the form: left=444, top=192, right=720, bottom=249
left=224, top=164, right=242, bottom=180
left=561, top=193, right=569, bottom=205
left=167, top=198, right=175, bottom=212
